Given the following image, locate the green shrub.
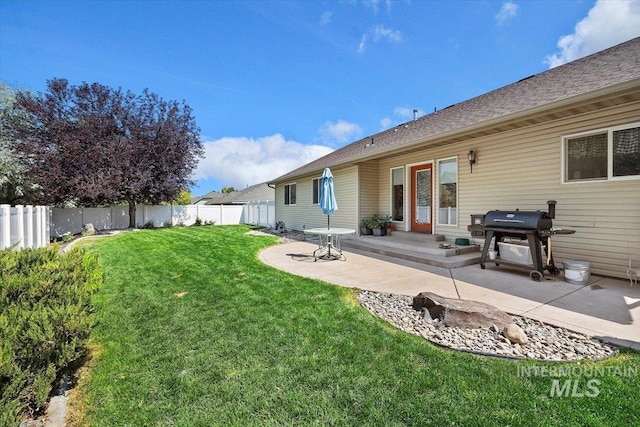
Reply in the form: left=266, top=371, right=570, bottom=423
left=193, top=217, right=203, bottom=226
left=0, top=246, right=102, bottom=423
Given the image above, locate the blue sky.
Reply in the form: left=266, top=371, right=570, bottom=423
left=2, top=0, right=639, bottom=196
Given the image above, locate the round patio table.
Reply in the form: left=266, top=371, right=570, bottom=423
left=303, top=227, right=355, bottom=261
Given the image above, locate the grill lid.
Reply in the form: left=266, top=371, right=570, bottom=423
left=484, top=210, right=552, bottom=230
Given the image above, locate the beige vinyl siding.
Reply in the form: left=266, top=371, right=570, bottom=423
left=357, top=161, right=378, bottom=225
left=375, top=101, right=640, bottom=278
left=274, top=167, right=359, bottom=231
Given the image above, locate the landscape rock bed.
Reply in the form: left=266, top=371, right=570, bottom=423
left=357, top=290, right=616, bottom=361
left=260, top=228, right=308, bottom=243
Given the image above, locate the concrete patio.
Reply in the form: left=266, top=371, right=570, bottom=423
left=259, top=240, right=640, bottom=351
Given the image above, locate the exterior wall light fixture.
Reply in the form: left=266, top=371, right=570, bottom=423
left=468, top=149, right=477, bottom=173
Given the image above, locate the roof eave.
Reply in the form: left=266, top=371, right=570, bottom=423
left=269, top=78, right=640, bottom=185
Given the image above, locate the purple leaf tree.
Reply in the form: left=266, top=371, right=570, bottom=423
left=15, top=78, right=203, bottom=227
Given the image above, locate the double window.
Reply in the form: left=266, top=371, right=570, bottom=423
left=284, top=183, right=296, bottom=206
left=563, top=122, right=640, bottom=182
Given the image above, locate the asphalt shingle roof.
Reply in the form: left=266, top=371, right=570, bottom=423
left=270, top=37, right=640, bottom=184
left=200, top=183, right=274, bottom=205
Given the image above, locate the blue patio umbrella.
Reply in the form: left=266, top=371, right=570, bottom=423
left=319, top=167, right=338, bottom=229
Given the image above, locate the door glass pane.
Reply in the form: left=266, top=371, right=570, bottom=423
left=391, top=168, right=403, bottom=221
left=415, top=169, right=431, bottom=224
left=566, top=133, right=607, bottom=180
left=438, top=158, right=457, bottom=225
left=613, top=127, right=640, bottom=177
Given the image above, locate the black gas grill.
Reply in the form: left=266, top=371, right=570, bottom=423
left=468, top=201, right=575, bottom=281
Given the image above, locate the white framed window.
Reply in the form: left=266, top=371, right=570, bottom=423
left=563, top=122, right=640, bottom=183
left=284, top=183, right=297, bottom=206
left=312, top=178, right=320, bottom=204
left=390, top=167, right=404, bottom=221
left=437, top=157, right=457, bottom=226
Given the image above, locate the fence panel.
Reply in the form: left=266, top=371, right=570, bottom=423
left=51, top=208, right=83, bottom=237
left=243, top=201, right=275, bottom=228
left=111, top=206, right=130, bottom=229
left=138, top=205, right=172, bottom=228
left=219, top=205, right=243, bottom=225
left=190, top=205, right=223, bottom=225
left=49, top=203, right=272, bottom=237
left=3, top=202, right=276, bottom=248
left=0, top=205, right=51, bottom=250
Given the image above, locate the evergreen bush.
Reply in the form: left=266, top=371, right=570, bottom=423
left=0, top=246, right=102, bottom=423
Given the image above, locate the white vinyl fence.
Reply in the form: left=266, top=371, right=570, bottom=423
left=50, top=201, right=275, bottom=238
left=0, top=204, right=51, bottom=250
left=243, top=200, right=275, bottom=228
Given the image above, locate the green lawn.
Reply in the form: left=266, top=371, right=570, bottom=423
left=74, top=226, right=639, bottom=426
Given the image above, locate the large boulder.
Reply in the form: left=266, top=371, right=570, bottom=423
left=82, top=223, right=96, bottom=236
left=412, top=292, right=512, bottom=329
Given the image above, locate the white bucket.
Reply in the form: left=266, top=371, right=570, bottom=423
left=488, top=250, right=497, bottom=260
left=563, top=260, right=592, bottom=285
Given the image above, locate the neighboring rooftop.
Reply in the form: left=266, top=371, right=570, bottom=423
left=192, top=183, right=274, bottom=205
left=270, top=37, right=640, bottom=184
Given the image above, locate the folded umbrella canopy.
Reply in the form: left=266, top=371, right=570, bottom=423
left=319, top=167, right=338, bottom=228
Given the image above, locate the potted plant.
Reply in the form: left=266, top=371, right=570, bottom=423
left=371, top=215, right=386, bottom=236
left=360, top=218, right=373, bottom=235
left=382, top=215, right=394, bottom=236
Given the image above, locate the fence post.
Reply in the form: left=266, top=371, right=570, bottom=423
left=257, top=201, right=262, bottom=226
left=15, top=205, right=24, bottom=249
left=25, top=205, right=34, bottom=248
left=1, top=204, right=10, bottom=249
left=37, top=206, right=47, bottom=247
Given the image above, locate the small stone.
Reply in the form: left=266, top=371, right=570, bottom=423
left=503, top=323, right=528, bottom=344
left=574, top=344, right=588, bottom=354
left=499, top=335, right=512, bottom=345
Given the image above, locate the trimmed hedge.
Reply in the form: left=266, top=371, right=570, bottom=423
left=0, top=246, right=102, bottom=425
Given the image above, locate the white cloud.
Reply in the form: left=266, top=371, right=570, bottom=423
left=358, top=25, right=402, bottom=53
left=318, top=119, right=363, bottom=145
left=394, top=106, right=423, bottom=120
left=496, top=1, right=519, bottom=26
left=320, top=11, right=332, bottom=25
left=373, top=25, right=402, bottom=42
left=380, top=117, right=392, bottom=128
left=545, top=0, right=640, bottom=68
left=192, top=134, right=334, bottom=188
left=380, top=107, right=424, bottom=129
left=362, top=0, right=393, bottom=14
left=358, top=34, right=368, bottom=54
